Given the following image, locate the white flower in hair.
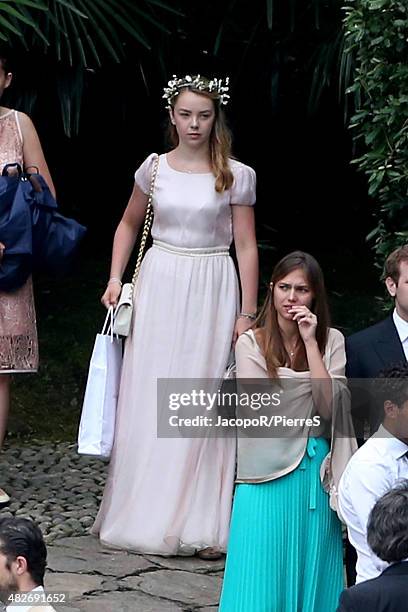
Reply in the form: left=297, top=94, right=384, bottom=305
left=163, top=74, right=230, bottom=109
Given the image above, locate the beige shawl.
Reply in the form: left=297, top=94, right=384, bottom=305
left=235, top=328, right=357, bottom=515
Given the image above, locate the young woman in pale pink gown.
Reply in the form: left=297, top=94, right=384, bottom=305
left=92, top=75, right=258, bottom=558
left=0, top=52, right=55, bottom=503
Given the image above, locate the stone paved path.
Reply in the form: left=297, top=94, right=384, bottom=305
left=0, top=442, right=223, bottom=611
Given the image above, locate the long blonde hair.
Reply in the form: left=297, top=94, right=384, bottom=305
left=167, top=79, right=234, bottom=193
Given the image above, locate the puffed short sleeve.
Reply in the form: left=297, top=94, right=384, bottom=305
left=230, top=163, right=256, bottom=206
left=134, top=153, right=158, bottom=195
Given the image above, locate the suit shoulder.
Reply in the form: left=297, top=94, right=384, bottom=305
left=346, top=317, right=391, bottom=348
left=340, top=574, right=383, bottom=604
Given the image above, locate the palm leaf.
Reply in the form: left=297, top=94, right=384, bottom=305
left=65, top=6, right=87, bottom=66
left=1, top=0, right=182, bottom=61
left=213, top=0, right=238, bottom=56
left=0, top=13, right=23, bottom=36
left=56, top=2, right=73, bottom=65
left=0, top=0, right=47, bottom=8
left=0, top=2, right=38, bottom=28
left=74, top=9, right=101, bottom=66
left=91, top=0, right=150, bottom=50
left=146, top=0, right=184, bottom=15
left=1, top=0, right=183, bottom=136
left=308, top=28, right=345, bottom=113
left=16, top=4, right=49, bottom=45
left=266, top=0, right=273, bottom=30
left=56, top=66, right=83, bottom=136
left=76, top=0, right=122, bottom=63
left=53, top=0, right=87, bottom=19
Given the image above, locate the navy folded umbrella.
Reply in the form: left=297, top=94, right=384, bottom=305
left=0, top=164, right=86, bottom=291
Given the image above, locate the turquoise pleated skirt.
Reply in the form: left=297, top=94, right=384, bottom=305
left=219, top=438, right=344, bottom=612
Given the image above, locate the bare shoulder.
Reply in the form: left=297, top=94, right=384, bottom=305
left=16, top=111, right=35, bottom=129
left=0, top=105, right=12, bottom=116
left=17, top=111, right=38, bottom=141
left=16, top=112, right=43, bottom=148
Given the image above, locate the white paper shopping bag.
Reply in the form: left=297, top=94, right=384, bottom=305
left=78, top=308, right=122, bottom=458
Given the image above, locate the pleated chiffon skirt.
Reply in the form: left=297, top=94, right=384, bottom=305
left=92, top=243, right=239, bottom=555
left=219, top=438, right=344, bottom=612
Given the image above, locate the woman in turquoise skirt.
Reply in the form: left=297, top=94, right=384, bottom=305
left=219, top=251, right=356, bottom=612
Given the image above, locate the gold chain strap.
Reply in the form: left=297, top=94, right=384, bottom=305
left=131, top=155, right=159, bottom=288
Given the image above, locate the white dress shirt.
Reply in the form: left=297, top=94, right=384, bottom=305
left=393, top=309, right=408, bottom=361
left=6, top=585, right=55, bottom=612
left=338, top=425, right=408, bottom=583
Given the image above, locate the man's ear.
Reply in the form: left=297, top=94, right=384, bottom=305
left=385, top=276, right=397, bottom=298
left=384, top=399, right=399, bottom=419
left=14, top=556, right=28, bottom=576
left=5, top=72, right=12, bottom=88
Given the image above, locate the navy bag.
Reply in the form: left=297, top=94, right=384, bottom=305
left=0, top=163, right=86, bottom=291
left=0, top=166, right=33, bottom=290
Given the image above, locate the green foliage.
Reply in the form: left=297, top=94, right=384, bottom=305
left=344, top=0, right=408, bottom=265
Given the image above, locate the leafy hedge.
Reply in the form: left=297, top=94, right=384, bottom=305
left=344, top=0, right=408, bottom=264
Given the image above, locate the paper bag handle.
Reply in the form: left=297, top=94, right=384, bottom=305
left=101, top=307, right=115, bottom=341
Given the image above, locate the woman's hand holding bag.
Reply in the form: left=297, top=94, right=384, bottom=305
left=112, top=283, right=134, bottom=337
left=111, top=155, right=159, bottom=338
left=77, top=307, right=122, bottom=459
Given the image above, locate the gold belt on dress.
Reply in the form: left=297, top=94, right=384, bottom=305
left=153, top=239, right=229, bottom=257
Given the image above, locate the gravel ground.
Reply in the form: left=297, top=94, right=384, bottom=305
left=0, top=442, right=107, bottom=542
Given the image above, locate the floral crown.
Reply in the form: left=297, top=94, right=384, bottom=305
left=163, top=74, right=230, bottom=110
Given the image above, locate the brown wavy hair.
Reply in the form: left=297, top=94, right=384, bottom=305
left=254, top=251, right=330, bottom=377
left=383, top=244, right=408, bottom=283
left=166, top=77, right=234, bottom=193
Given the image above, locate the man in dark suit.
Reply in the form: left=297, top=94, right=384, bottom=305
left=345, top=245, right=408, bottom=583
left=346, top=245, right=408, bottom=424
left=337, top=482, right=408, bottom=612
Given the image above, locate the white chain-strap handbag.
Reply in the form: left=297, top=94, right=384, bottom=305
left=112, top=155, right=159, bottom=337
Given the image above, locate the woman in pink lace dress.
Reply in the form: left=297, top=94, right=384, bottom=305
left=0, top=52, right=55, bottom=502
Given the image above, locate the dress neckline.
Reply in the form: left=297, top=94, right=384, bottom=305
left=163, top=153, right=213, bottom=176
left=245, top=329, right=311, bottom=375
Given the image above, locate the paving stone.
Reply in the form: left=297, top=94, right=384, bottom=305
left=54, top=535, right=99, bottom=550
left=123, top=570, right=222, bottom=607
left=79, top=591, right=184, bottom=611
left=144, top=554, right=225, bottom=573
left=45, top=572, right=105, bottom=597
left=0, top=442, right=225, bottom=610
left=47, top=545, right=154, bottom=576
